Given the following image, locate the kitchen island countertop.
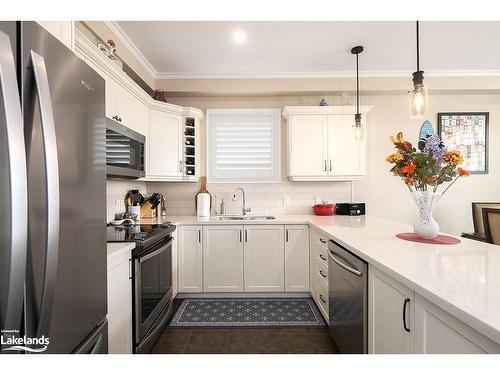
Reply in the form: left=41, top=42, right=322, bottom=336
left=143, top=213, right=500, bottom=345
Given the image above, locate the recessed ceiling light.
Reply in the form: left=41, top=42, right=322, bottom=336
left=232, top=30, right=247, bottom=45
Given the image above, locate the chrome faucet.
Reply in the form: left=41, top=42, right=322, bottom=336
left=233, top=187, right=251, bottom=216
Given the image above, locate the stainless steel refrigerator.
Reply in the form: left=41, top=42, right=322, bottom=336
left=0, top=21, right=108, bottom=354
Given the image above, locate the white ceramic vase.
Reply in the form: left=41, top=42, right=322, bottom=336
left=410, top=188, right=441, bottom=239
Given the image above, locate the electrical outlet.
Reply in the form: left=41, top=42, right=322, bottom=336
left=282, top=196, right=290, bottom=207
left=315, top=196, right=322, bottom=205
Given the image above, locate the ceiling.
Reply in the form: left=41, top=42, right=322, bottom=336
left=111, top=21, right=500, bottom=79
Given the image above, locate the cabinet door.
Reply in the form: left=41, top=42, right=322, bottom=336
left=178, top=226, right=203, bottom=292
left=368, top=266, right=415, bottom=354
left=107, top=256, right=132, bottom=354
left=288, top=115, right=328, bottom=177
left=327, top=114, right=365, bottom=176
left=148, top=110, right=182, bottom=177
left=284, top=225, right=310, bottom=292
left=244, top=225, right=285, bottom=292
left=203, top=226, right=244, bottom=292
left=415, top=295, right=499, bottom=354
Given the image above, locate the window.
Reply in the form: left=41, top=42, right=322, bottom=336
left=207, top=109, right=281, bottom=183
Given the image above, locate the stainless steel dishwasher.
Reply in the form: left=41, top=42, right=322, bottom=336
left=328, top=239, right=368, bottom=353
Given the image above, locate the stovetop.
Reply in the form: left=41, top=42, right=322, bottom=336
left=107, top=222, right=176, bottom=252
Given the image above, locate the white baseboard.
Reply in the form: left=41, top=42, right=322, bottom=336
left=176, top=292, right=312, bottom=299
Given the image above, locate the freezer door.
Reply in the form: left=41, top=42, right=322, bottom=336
left=21, top=22, right=107, bottom=353
left=0, top=22, right=28, bottom=338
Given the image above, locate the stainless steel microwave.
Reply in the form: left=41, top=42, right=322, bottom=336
left=106, top=118, right=145, bottom=179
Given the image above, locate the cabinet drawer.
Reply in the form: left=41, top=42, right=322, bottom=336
left=316, top=276, right=329, bottom=319
left=315, top=258, right=328, bottom=284
left=311, top=230, right=329, bottom=252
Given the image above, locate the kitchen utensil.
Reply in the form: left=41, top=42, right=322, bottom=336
left=313, top=203, right=335, bottom=216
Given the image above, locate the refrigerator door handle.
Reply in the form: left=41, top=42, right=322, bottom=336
left=30, top=50, right=60, bottom=339
left=0, top=30, right=28, bottom=334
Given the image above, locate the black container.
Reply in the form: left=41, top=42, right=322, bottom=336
left=335, top=203, right=365, bottom=216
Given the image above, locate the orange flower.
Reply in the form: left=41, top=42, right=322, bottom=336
left=444, top=151, right=464, bottom=165
left=401, top=163, right=417, bottom=174
left=458, top=167, right=470, bottom=177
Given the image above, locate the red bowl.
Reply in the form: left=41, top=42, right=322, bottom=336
left=313, top=204, right=335, bottom=216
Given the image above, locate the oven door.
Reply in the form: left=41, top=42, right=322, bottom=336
left=134, top=237, right=173, bottom=344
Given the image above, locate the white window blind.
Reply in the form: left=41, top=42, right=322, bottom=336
left=207, top=109, right=281, bottom=183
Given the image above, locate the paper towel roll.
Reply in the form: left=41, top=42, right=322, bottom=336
left=197, top=193, right=211, bottom=217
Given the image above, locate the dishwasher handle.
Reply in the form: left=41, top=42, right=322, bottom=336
left=329, top=250, right=363, bottom=277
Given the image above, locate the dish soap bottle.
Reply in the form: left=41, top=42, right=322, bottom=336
left=196, top=176, right=211, bottom=217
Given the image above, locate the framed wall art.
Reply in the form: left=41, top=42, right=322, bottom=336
left=437, top=112, right=489, bottom=174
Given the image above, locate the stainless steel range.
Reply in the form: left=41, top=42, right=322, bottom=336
left=107, top=222, right=176, bottom=353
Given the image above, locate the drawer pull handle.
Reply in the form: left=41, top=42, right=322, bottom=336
left=319, top=295, right=326, bottom=304
left=319, top=238, right=326, bottom=244
left=319, top=270, right=327, bottom=278
left=319, top=254, right=326, bottom=261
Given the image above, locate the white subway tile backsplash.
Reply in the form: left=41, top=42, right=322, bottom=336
left=144, top=181, right=351, bottom=216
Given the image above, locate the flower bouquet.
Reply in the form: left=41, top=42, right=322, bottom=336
left=386, top=132, right=469, bottom=239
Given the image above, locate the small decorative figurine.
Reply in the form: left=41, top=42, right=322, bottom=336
left=319, top=98, right=329, bottom=106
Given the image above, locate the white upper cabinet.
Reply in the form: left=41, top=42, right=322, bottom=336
left=244, top=225, right=285, bottom=292
left=288, top=114, right=328, bottom=177
left=203, top=226, right=244, bottom=292
left=284, top=225, right=310, bottom=292
left=327, top=114, right=365, bottom=176
left=107, top=82, right=149, bottom=137
left=73, top=28, right=204, bottom=182
left=147, top=110, right=183, bottom=178
left=283, top=106, right=369, bottom=181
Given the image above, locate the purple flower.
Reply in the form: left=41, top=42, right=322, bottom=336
left=423, top=135, right=446, bottom=164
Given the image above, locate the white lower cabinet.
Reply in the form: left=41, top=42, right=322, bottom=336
left=368, top=265, right=500, bottom=354
left=203, top=226, right=244, bottom=292
left=414, top=294, right=500, bottom=353
left=368, top=266, right=415, bottom=354
left=178, top=226, right=203, bottom=293
left=107, top=248, right=132, bottom=354
left=244, top=225, right=285, bottom=292
left=309, top=228, right=329, bottom=320
left=284, top=225, right=310, bottom=292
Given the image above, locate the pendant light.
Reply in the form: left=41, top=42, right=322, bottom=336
left=409, top=21, right=428, bottom=119
left=351, top=45, right=364, bottom=141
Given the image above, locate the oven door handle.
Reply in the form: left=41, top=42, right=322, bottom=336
left=138, top=238, right=173, bottom=263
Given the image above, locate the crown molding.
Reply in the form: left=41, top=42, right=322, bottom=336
left=104, top=21, right=158, bottom=79
left=154, top=70, right=500, bottom=80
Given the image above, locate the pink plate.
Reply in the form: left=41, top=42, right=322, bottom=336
left=396, top=232, right=461, bottom=245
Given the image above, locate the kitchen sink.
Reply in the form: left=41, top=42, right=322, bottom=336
left=212, top=215, right=276, bottom=221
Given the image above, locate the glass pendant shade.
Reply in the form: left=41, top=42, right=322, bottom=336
left=409, top=82, right=428, bottom=119
left=354, top=113, right=363, bottom=141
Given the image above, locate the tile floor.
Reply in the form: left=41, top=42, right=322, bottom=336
left=150, top=299, right=338, bottom=354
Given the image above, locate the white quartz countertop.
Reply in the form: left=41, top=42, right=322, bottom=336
left=144, top=213, right=500, bottom=344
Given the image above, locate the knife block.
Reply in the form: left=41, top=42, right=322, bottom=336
left=140, top=202, right=157, bottom=218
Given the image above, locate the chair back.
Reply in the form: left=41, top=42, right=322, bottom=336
left=482, top=208, right=500, bottom=245
left=472, top=202, right=500, bottom=234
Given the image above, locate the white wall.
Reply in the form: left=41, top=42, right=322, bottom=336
left=145, top=93, right=500, bottom=235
